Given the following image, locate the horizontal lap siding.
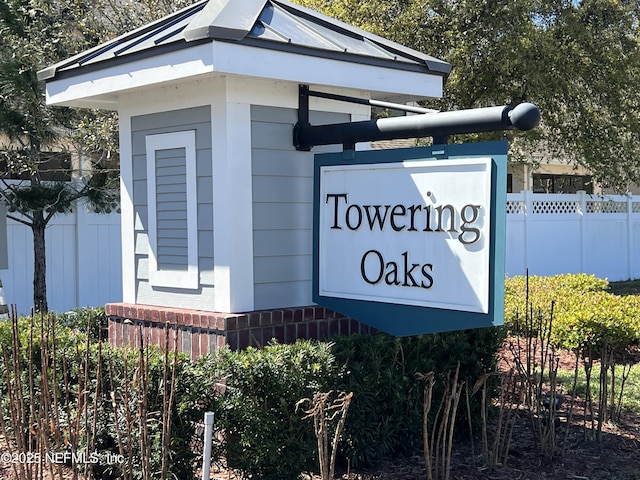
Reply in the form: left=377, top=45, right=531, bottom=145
left=131, top=106, right=215, bottom=309
left=251, top=106, right=347, bottom=310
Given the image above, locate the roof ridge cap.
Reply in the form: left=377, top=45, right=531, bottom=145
left=183, top=0, right=268, bottom=42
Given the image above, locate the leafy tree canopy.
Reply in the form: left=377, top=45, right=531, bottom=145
left=297, top=0, right=640, bottom=192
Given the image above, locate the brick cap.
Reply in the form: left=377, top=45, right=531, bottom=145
left=104, top=302, right=344, bottom=330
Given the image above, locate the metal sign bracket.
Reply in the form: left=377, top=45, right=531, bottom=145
left=293, top=84, right=540, bottom=151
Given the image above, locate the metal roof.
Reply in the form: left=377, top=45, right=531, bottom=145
left=38, top=0, right=450, bottom=81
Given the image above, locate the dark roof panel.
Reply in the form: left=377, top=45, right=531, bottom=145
left=38, top=0, right=450, bottom=81
left=38, top=1, right=208, bottom=80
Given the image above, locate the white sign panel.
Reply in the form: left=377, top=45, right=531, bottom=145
left=318, top=157, right=492, bottom=313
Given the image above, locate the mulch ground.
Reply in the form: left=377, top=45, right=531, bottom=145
left=264, top=338, right=640, bottom=480
left=210, top=408, right=640, bottom=480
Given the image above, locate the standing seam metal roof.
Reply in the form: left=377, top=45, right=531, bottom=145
left=38, top=0, right=451, bottom=81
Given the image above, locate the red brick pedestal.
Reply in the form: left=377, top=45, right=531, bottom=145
left=106, top=303, right=377, bottom=359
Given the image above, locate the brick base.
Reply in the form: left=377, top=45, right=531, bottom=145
left=105, top=303, right=377, bottom=359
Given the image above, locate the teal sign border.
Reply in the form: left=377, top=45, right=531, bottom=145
left=313, top=140, right=507, bottom=336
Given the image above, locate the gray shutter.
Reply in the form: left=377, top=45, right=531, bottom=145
left=154, top=147, right=189, bottom=270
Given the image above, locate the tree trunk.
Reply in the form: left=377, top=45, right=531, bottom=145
left=32, top=211, right=48, bottom=313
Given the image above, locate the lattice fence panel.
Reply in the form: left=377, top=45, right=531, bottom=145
left=506, top=200, right=525, bottom=214
left=85, top=199, right=122, bottom=214
left=531, top=200, right=580, bottom=214
left=586, top=200, right=627, bottom=214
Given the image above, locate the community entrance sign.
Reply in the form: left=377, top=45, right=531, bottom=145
left=313, top=141, right=507, bottom=336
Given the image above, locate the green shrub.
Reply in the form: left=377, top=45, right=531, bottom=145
left=0, top=313, right=90, bottom=397
left=330, top=328, right=505, bottom=468
left=0, top=313, right=507, bottom=478
left=207, top=340, right=337, bottom=480
left=504, top=273, right=609, bottom=335
left=608, top=278, right=640, bottom=296
left=504, top=274, right=640, bottom=356
left=57, top=306, right=108, bottom=342
left=0, top=314, right=221, bottom=480
left=98, top=343, right=219, bottom=480
left=203, top=331, right=504, bottom=474
left=552, top=291, right=640, bottom=354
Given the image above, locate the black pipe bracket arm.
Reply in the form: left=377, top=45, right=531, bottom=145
left=293, top=85, right=541, bottom=151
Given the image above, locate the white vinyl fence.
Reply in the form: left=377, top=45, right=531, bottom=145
left=4, top=205, right=122, bottom=316
left=3, top=191, right=640, bottom=315
left=505, top=191, right=640, bottom=281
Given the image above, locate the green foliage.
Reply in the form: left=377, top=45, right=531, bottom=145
left=205, top=331, right=504, bottom=473
left=7, top=279, right=640, bottom=477
left=99, top=343, right=216, bottom=480
left=552, top=291, right=640, bottom=354
left=57, top=307, right=107, bottom=342
left=504, top=274, right=640, bottom=355
left=504, top=273, right=609, bottom=331
left=330, top=329, right=505, bottom=468
left=206, top=340, right=337, bottom=480
left=0, top=313, right=219, bottom=480
left=0, top=0, right=127, bottom=312
left=557, top=361, right=640, bottom=414
left=608, top=279, right=640, bottom=296
left=0, top=0, right=81, bottom=146
left=0, top=310, right=90, bottom=355
left=0, top=313, right=508, bottom=478
left=5, top=183, right=75, bottom=213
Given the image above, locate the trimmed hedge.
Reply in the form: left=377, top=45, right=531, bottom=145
left=201, top=340, right=337, bottom=480
left=504, top=273, right=609, bottom=331
left=330, top=329, right=505, bottom=467
left=204, top=329, right=504, bottom=473
left=504, top=274, right=640, bottom=354
left=552, top=291, right=640, bottom=353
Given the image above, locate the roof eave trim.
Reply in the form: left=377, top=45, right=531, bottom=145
left=38, top=67, right=57, bottom=81
left=41, top=39, right=209, bottom=83
left=238, top=37, right=449, bottom=77
left=423, top=59, right=452, bottom=75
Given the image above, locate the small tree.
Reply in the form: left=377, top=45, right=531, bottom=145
left=0, top=0, right=202, bottom=312
left=0, top=0, right=118, bottom=312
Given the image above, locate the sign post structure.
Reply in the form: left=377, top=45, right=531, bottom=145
left=313, top=141, right=508, bottom=336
